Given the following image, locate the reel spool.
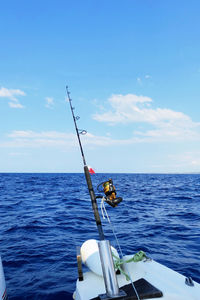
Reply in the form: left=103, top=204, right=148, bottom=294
left=97, top=179, right=122, bottom=207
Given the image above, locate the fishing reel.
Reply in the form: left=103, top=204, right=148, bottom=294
left=97, top=179, right=122, bottom=207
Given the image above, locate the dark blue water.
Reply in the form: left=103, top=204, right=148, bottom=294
left=0, top=173, right=200, bottom=299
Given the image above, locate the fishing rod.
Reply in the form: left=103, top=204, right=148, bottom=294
left=66, top=86, right=87, bottom=166
left=66, top=86, right=126, bottom=298
left=66, top=86, right=104, bottom=240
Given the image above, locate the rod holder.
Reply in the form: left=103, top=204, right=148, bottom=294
left=98, top=240, right=121, bottom=298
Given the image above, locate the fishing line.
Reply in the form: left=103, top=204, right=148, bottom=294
left=100, top=198, right=141, bottom=300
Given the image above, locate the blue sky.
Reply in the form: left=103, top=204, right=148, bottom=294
left=0, top=0, right=200, bottom=173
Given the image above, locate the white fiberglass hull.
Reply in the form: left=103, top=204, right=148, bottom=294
left=0, top=256, right=7, bottom=300
left=74, top=255, right=200, bottom=300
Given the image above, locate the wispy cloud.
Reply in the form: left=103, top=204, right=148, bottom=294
left=1, top=124, right=200, bottom=153
left=45, top=97, right=54, bottom=109
left=137, top=77, right=142, bottom=85
left=8, top=130, right=69, bottom=139
left=0, top=87, right=25, bottom=100
left=2, top=130, right=116, bottom=148
left=136, top=75, right=151, bottom=85
left=168, top=151, right=200, bottom=170
left=9, top=152, right=29, bottom=156
left=0, top=87, right=25, bottom=108
left=93, top=94, right=200, bottom=142
left=9, top=102, right=24, bottom=108
left=3, top=131, right=76, bottom=148
left=1, top=130, right=135, bottom=149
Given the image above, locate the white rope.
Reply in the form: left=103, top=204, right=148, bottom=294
left=100, top=197, right=111, bottom=222
left=100, top=197, right=106, bottom=220
left=100, top=198, right=141, bottom=300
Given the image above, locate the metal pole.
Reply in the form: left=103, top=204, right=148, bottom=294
left=98, top=240, right=120, bottom=298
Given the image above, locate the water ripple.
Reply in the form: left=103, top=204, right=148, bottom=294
left=0, top=173, right=199, bottom=299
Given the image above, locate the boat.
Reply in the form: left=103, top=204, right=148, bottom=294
left=0, top=256, right=7, bottom=300
left=75, top=239, right=200, bottom=300
left=67, top=87, right=200, bottom=300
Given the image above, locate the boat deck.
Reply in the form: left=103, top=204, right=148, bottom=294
left=75, top=256, right=200, bottom=300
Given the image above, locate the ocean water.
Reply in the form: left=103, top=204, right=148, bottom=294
left=0, top=173, right=200, bottom=299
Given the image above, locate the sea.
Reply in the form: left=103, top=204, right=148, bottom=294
left=0, top=173, right=200, bottom=299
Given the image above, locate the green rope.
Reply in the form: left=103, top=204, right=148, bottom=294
left=112, top=251, right=147, bottom=281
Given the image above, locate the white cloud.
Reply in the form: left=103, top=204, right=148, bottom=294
left=93, top=94, right=153, bottom=124
left=3, top=131, right=76, bottom=148
left=0, top=87, right=25, bottom=108
left=3, top=130, right=112, bottom=148
left=0, top=87, right=25, bottom=100
left=0, top=127, right=173, bottom=151
left=8, top=130, right=72, bottom=139
left=137, top=77, right=142, bottom=85
left=1, top=130, right=136, bottom=149
left=93, top=94, right=200, bottom=142
left=137, top=75, right=151, bottom=85
left=9, top=102, right=24, bottom=108
left=93, top=94, right=186, bottom=124
left=168, top=151, right=200, bottom=170
left=45, top=97, right=54, bottom=108
left=9, top=152, right=29, bottom=156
